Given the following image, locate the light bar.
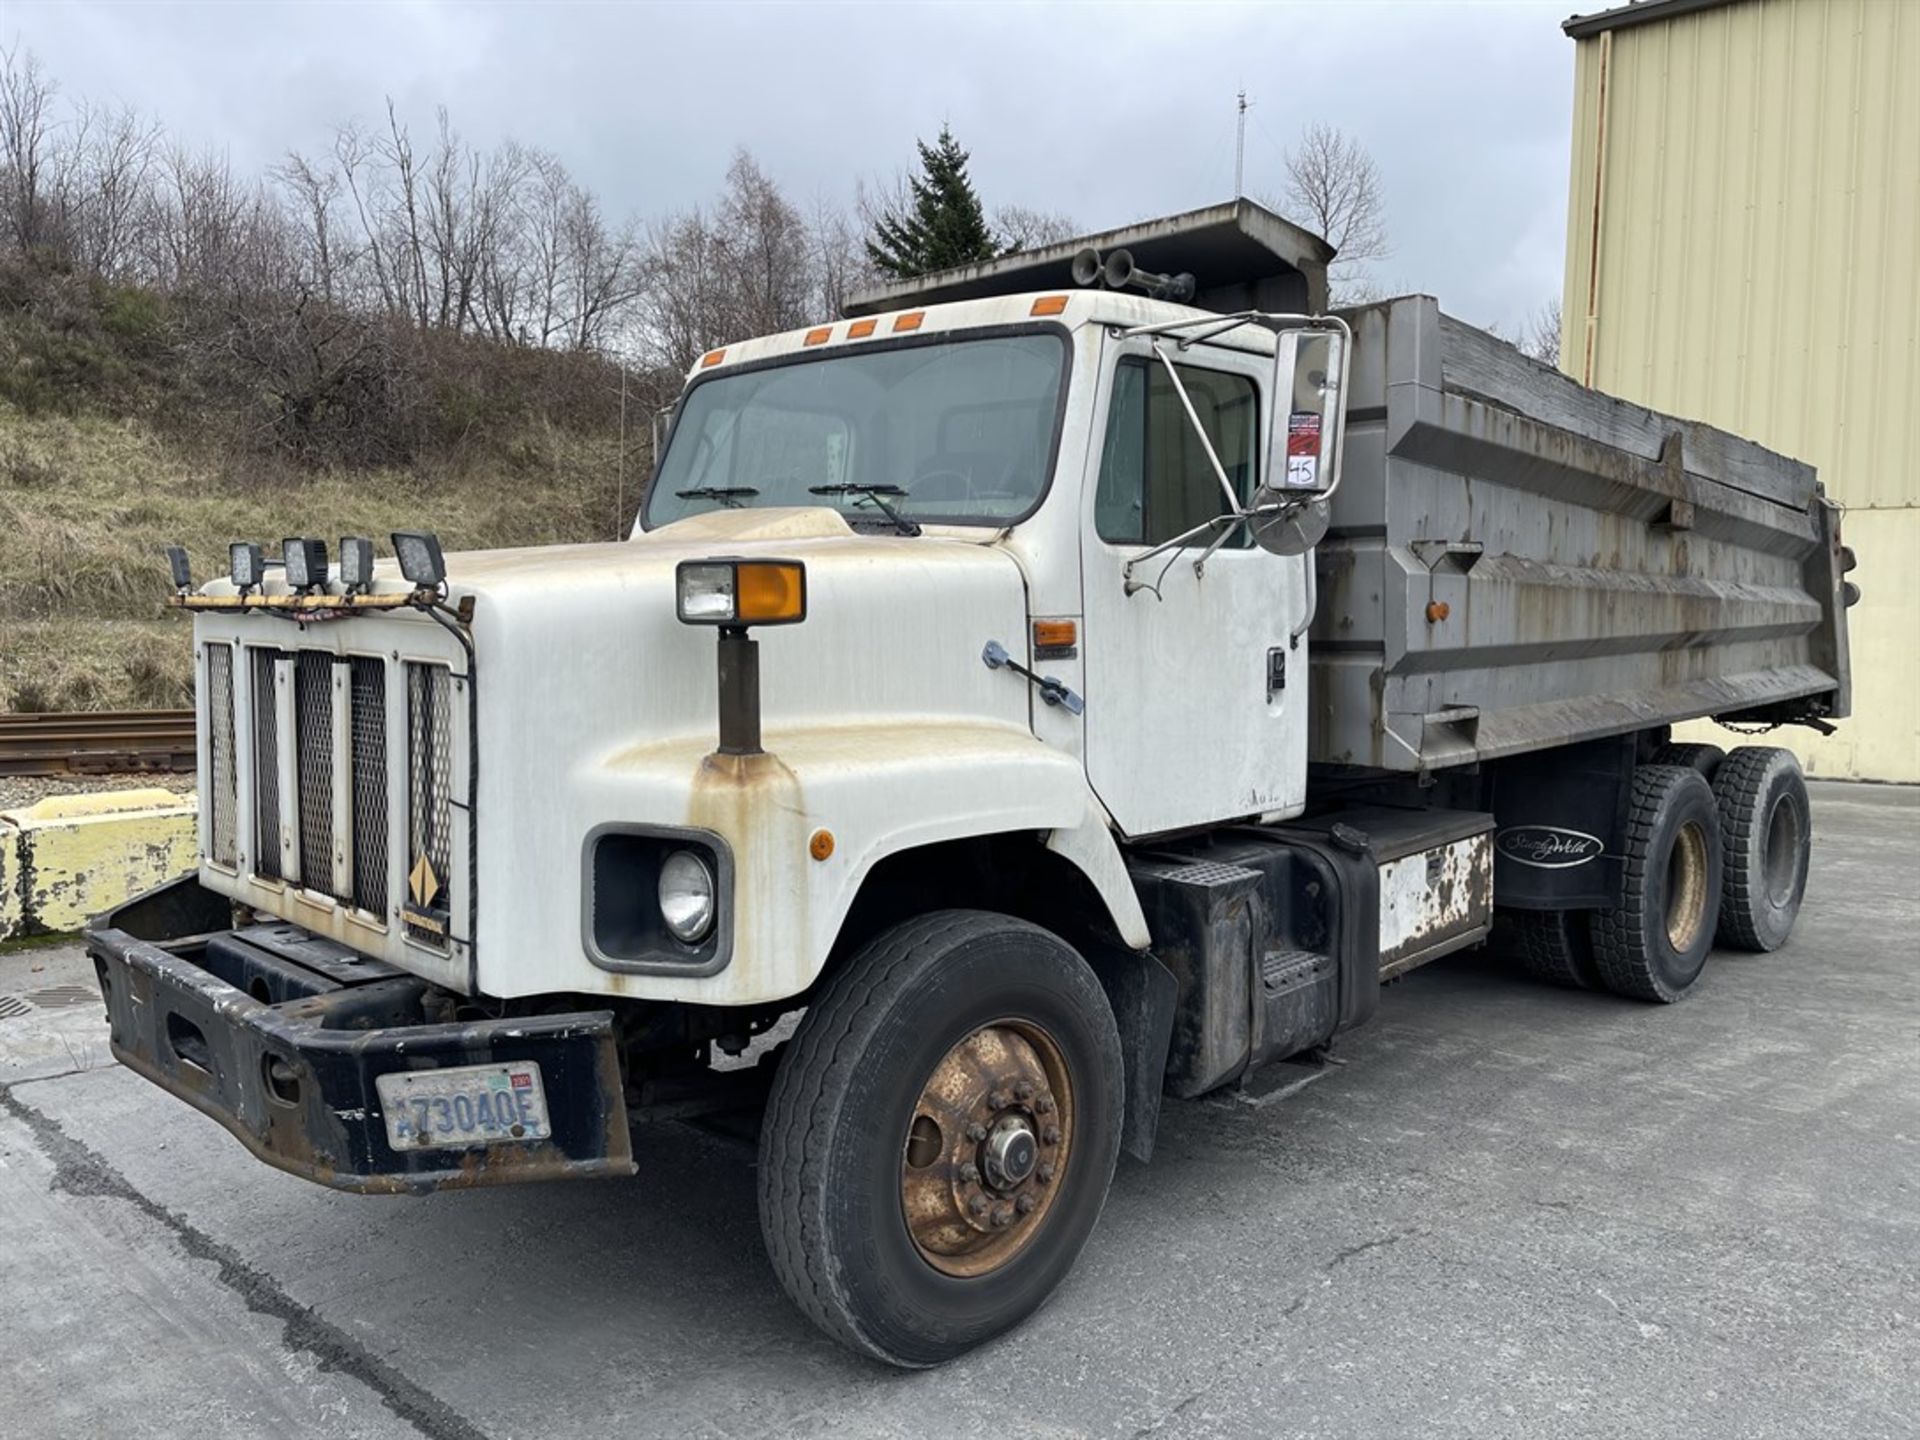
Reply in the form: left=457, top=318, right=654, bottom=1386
left=676, top=558, right=807, bottom=627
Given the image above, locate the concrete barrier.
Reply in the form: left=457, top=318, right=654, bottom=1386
left=0, top=789, right=196, bottom=940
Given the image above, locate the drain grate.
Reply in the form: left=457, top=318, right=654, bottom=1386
left=0, top=995, right=33, bottom=1021
left=23, top=984, right=99, bottom=1010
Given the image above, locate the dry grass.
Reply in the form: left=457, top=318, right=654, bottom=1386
left=0, top=406, right=643, bottom=711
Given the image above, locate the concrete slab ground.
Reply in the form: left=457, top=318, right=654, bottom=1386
left=1, top=782, right=1914, bottom=1440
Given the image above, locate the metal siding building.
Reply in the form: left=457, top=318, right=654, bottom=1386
left=1562, top=0, right=1919, bottom=780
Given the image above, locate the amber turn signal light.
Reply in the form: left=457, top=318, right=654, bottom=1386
left=676, top=558, right=808, bottom=627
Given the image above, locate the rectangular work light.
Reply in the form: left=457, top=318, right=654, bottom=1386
left=675, top=559, right=807, bottom=627
left=228, top=541, right=264, bottom=591
left=165, top=545, right=192, bottom=592
left=281, top=537, right=328, bottom=591
left=339, top=536, right=375, bottom=591
left=390, top=531, right=446, bottom=588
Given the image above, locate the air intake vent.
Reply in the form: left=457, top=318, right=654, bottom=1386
left=349, top=657, right=388, bottom=916
left=294, top=651, right=338, bottom=899
left=251, top=648, right=281, bottom=880
left=204, top=644, right=237, bottom=867
left=404, top=662, right=453, bottom=947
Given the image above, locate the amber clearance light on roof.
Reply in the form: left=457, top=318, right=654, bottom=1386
left=847, top=318, right=877, bottom=338
left=1030, top=295, right=1069, bottom=316
left=892, top=311, right=924, bottom=332
left=804, top=326, right=833, bottom=346
left=700, top=349, right=727, bottom=368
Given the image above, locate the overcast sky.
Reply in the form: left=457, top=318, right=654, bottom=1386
left=11, top=0, right=1583, bottom=334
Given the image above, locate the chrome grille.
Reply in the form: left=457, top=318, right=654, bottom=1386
left=251, top=648, right=281, bottom=880
left=405, top=662, right=453, bottom=945
left=294, top=651, right=338, bottom=899
left=204, top=644, right=238, bottom=867
left=349, top=657, right=388, bottom=915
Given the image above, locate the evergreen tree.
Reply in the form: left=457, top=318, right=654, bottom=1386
left=865, top=126, right=999, bottom=279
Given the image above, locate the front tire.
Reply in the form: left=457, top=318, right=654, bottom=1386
left=1591, top=765, right=1723, bottom=1002
left=758, top=910, right=1124, bottom=1367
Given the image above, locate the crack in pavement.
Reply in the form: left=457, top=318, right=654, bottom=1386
left=0, top=1079, right=490, bottom=1440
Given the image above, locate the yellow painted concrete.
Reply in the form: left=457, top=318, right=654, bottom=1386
left=1564, top=0, right=1920, bottom=780
left=0, top=824, right=18, bottom=937
left=0, top=790, right=196, bottom=939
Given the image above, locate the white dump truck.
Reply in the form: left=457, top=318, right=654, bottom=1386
left=89, top=202, right=1855, bottom=1366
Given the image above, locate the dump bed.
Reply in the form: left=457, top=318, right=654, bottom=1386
left=1312, top=295, right=1851, bottom=773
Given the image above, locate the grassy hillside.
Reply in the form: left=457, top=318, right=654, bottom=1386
left=0, top=263, right=654, bottom=712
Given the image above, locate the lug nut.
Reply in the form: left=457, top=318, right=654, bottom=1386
left=1042, top=1125, right=1061, bottom=1146
left=991, top=1205, right=1013, bottom=1228
left=1036, top=1095, right=1055, bottom=1115
left=966, top=1122, right=987, bottom=1142
left=958, top=1162, right=979, bottom=1184
left=968, top=1194, right=989, bottom=1217
left=989, top=1089, right=1011, bottom=1110
left=1037, top=1162, right=1056, bottom=1184
left=1016, top=1193, right=1036, bottom=1215
left=1014, top=1079, right=1035, bottom=1101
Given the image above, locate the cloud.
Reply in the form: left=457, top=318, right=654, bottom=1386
left=11, top=0, right=1576, bottom=331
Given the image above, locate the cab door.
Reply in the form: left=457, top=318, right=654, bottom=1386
left=1078, top=339, right=1308, bottom=838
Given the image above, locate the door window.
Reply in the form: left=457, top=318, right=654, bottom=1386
left=1094, top=357, right=1259, bottom=547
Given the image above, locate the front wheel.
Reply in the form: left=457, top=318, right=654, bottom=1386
left=758, top=910, right=1124, bottom=1367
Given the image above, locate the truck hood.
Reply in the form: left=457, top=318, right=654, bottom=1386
left=453, top=505, right=1037, bottom=759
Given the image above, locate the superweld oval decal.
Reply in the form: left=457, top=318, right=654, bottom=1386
left=1496, top=826, right=1605, bottom=869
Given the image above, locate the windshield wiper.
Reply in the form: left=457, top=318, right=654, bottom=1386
left=808, top=483, right=922, bottom=537
left=675, top=485, right=760, bottom=508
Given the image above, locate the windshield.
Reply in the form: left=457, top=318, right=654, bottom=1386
left=645, top=331, right=1068, bottom=530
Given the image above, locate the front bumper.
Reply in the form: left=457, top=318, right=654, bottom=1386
left=86, top=910, right=634, bottom=1195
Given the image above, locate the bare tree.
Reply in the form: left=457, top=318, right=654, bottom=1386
left=1523, top=297, right=1562, bottom=368
left=717, top=149, right=812, bottom=338
left=1267, top=122, right=1389, bottom=303
left=994, top=204, right=1078, bottom=254
left=0, top=43, right=61, bottom=253
left=66, top=99, right=160, bottom=281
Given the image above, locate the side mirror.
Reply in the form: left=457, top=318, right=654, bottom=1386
left=1266, top=327, right=1345, bottom=500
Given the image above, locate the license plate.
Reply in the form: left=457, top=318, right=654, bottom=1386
left=376, top=1062, right=551, bottom=1152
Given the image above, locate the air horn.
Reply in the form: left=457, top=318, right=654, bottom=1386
left=1070, top=246, right=1196, bottom=303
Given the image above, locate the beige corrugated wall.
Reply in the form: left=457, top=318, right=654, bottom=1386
left=1563, top=0, right=1920, bottom=780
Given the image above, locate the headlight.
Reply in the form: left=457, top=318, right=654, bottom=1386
left=675, top=558, right=807, bottom=626
left=658, top=850, right=716, bottom=943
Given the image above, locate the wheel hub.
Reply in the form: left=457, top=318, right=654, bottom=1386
left=983, top=1115, right=1038, bottom=1189
left=899, top=1021, right=1073, bottom=1277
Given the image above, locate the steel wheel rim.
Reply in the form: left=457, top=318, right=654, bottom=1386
left=1665, top=819, right=1710, bottom=951
left=899, top=1019, right=1074, bottom=1278
left=1762, top=794, right=1802, bottom=907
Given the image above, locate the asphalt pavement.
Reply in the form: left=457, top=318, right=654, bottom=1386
left=2, top=781, right=1915, bottom=1440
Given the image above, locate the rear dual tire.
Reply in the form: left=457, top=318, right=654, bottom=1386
left=1712, top=746, right=1811, bottom=952
left=1589, top=765, right=1724, bottom=1003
